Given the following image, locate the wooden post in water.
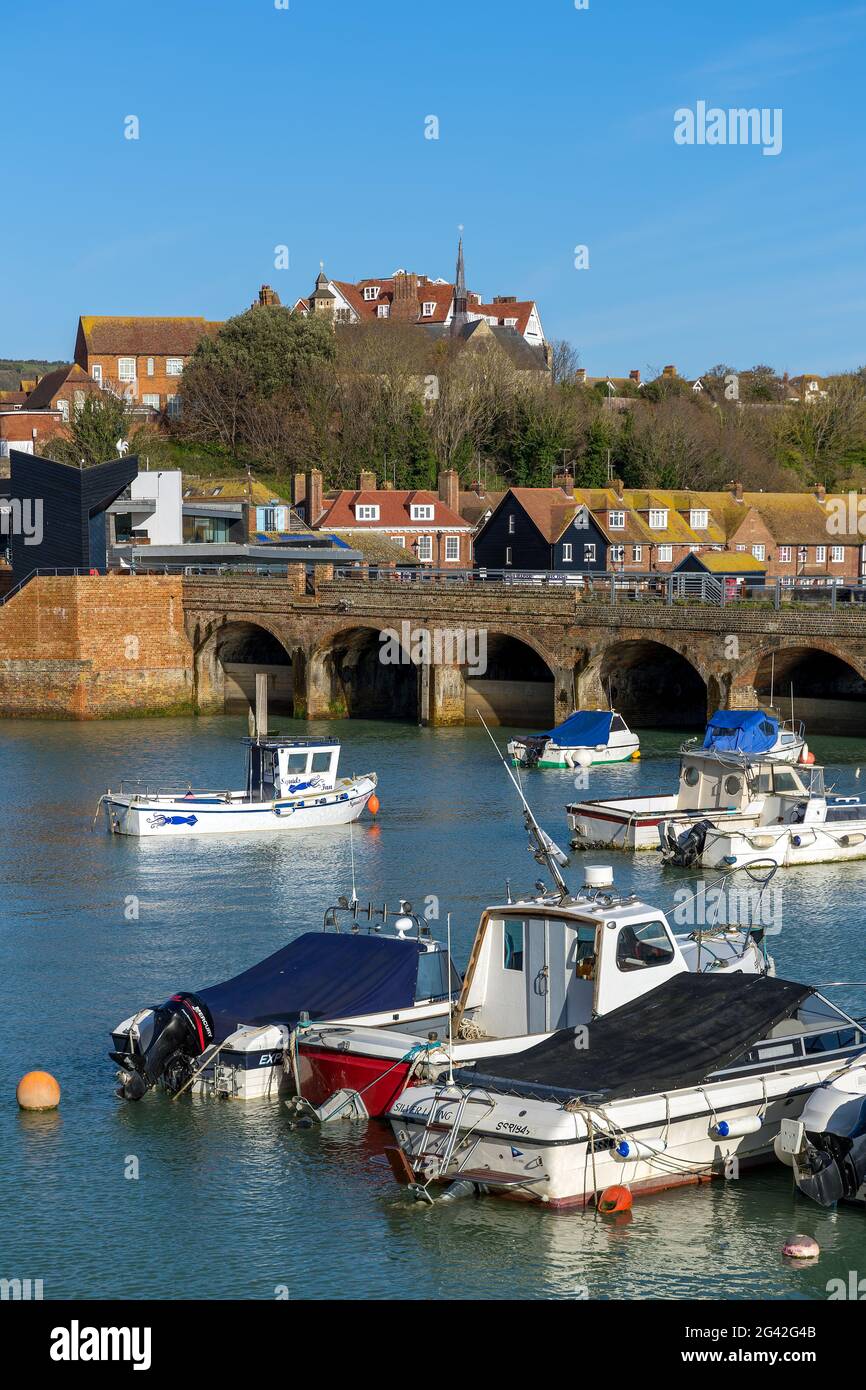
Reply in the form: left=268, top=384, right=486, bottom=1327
left=255, top=671, right=268, bottom=738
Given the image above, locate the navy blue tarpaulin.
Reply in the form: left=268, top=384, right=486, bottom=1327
left=703, top=709, right=779, bottom=755
left=197, top=933, right=422, bottom=1041
left=543, top=711, right=613, bottom=748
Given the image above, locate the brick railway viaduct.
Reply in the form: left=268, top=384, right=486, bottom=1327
left=2, top=571, right=866, bottom=731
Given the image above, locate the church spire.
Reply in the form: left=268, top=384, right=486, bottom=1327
left=451, top=229, right=468, bottom=337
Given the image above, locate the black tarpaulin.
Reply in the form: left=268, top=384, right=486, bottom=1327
left=197, top=932, right=423, bottom=1041
left=460, top=973, right=813, bottom=1103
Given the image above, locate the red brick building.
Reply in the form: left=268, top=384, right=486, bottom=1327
left=73, top=315, right=221, bottom=418
left=307, top=468, right=473, bottom=566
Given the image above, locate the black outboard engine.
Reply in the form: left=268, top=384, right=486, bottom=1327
left=795, top=1131, right=866, bottom=1207
left=663, top=818, right=714, bottom=868
left=110, top=993, right=215, bottom=1101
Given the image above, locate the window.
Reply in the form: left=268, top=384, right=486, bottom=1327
left=417, top=535, right=433, bottom=562
left=689, top=508, right=708, bottom=529
left=146, top=357, right=154, bottom=377
left=778, top=545, right=792, bottom=562
left=310, top=751, right=332, bottom=773
left=505, top=545, right=513, bottom=566
left=73, top=390, right=85, bottom=410
left=410, top=504, right=434, bottom=520
left=355, top=504, right=380, bottom=521
left=285, top=752, right=309, bottom=774
left=142, top=393, right=160, bottom=410
left=608, top=510, right=625, bottom=528
left=648, top=508, right=668, bottom=529
left=166, top=358, right=183, bottom=376
left=632, top=545, right=642, bottom=563
left=583, top=542, right=596, bottom=563
left=363, top=286, right=380, bottom=300
left=735, top=544, right=746, bottom=552
left=799, top=546, right=808, bottom=562
left=392, top=535, right=405, bottom=547
left=752, top=544, right=765, bottom=560
left=91, top=364, right=103, bottom=385
left=831, top=545, right=844, bottom=562
left=57, top=399, right=69, bottom=421
left=616, top=921, right=675, bottom=973
left=422, top=301, right=436, bottom=317
left=562, top=542, right=573, bottom=563
left=610, top=544, right=625, bottom=563
left=261, top=507, right=278, bottom=531
left=118, top=357, right=136, bottom=382
left=657, top=544, right=672, bottom=562
left=503, top=920, right=524, bottom=971
left=167, top=395, right=181, bottom=418
left=444, top=535, right=460, bottom=562
left=508, top=514, right=516, bottom=534
left=504, top=317, right=517, bottom=328
left=377, top=305, right=390, bottom=318
left=415, top=950, right=451, bottom=1003
left=816, top=545, right=827, bottom=563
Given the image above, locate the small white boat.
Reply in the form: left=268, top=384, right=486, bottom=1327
left=661, top=764, right=866, bottom=869
left=386, top=978, right=866, bottom=1209
left=568, top=710, right=807, bottom=853
left=508, top=710, right=639, bottom=769
left=101, top=736, right=377, bottom=837
left=776, top=1052, right=866, bottom=1207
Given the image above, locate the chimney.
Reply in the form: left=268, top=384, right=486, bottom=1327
left=732, top=480, right=743, bottom=502
left=305, top=468, right=324, bottom=524
left=663, top=364, right=677, bottom=378
left=358, top=469, right=377, bottom=491
left=438, top=468, right=459, bottom=513
left=382, top=480, right=394, bottom=490
left=291, top=472, right=306, bottom=507
left=575, top=368, right=587, bottom=384
left=391, top=270, right=419, bottom=321
left=629, top=369, right=641, bottom=384
left=613, top=477, right=624, bottom=499
left=254, top=284, right=281, bottom=308
left=815, top=483, right=826, bottom=503
left=492, top=295, right=517, bottom=304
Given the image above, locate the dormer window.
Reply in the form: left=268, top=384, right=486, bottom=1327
left=410, top=504, right=434, bottom=521
left=355, top=504, right=380, bottom=521
left=422, top=301, right=436, bottom=317
left=608, top=510, right=625, bottom=528
left=363, top=286, right=380, bottom=301
left=504, top=317, right=517, bottom=328
left=648, top=508, right=668, bottom=529
left=377, top=305, right=390, bottom=318
left=689, top=508, right=708, bottom=529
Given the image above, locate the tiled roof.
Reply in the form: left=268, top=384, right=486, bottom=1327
left=24, top=363, right=93, bottom=408
left=324, top=530, right=421, bottom=564
left=507, top=488, right=577, bottom=543
left=78, top=316, right=222, bottom=356
left=316, top=488, right=470, bottom=530
left=689, top=552, right=767, bottom=574
left=458, top=488, right=506, bottom=526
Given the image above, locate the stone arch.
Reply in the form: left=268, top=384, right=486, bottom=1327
left=193, top=618, right=295, bottom=715
left=577, top=638, right=708, bottom=728
left=750, top=642, right=866, bottom=735
left=463, top=629, right=556, bottom=727
left=306, top=623, right=419, bottom=721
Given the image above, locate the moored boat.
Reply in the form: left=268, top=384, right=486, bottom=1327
left=508, top=709, right=639, bottom=769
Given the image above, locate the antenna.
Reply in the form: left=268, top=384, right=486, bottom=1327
left=348, top=817, right=357, bottom=906
left=477, top=713, right=569, bottom=895
left=446, top=912, right=455, bottom=1085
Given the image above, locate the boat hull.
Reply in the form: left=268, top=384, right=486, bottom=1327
left=298, top=1045, right=415, bottom=1117
left=568, top=794, right=679, bottom=850
left=701, top=822, right=866, bottom=869
left=103, top=775, right=377, bottom=836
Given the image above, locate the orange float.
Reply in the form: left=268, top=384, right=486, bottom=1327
left=598, top=1184, right=633, bottom=1213
left=367, top=794, right=380, bottom=816
left=17, top=1071, right=61, bottom=1111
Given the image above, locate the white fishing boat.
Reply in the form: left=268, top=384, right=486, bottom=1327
left=661, top=764, right=866, bottom=869
left=386, top=978, right=866, bottom=1209
left=109, top=899, right=460, bottom=1102
left=568, top=710, right=807, bottom=852
left=508, top=710, right=639, bottom=769
left=776, top=1052, right=866, bottom=1207
left=101, top=736, right=377, bottom=837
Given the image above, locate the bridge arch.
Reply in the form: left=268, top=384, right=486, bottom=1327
left=464, top=630, right=556, bottom=727
left=193, top=618, right=295, bottom=715
left=578, top=638, right=707, bottom=728
left=306, top=623, right=419, bottom=721
left=751, top=643, right=866, bottom=734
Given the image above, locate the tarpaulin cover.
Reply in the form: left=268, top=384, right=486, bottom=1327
left=460, top=973, right=812, bottom=1103
left=197, top=932, right=423, bottom=1042
left=703, top=709, right=780, bottom=754
left=541, top=710, right=614, bottom=748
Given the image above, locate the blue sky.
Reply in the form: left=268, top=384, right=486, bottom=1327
left=3, top=0, right=864, bottom=376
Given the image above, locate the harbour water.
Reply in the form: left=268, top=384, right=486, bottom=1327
left=2, top=715, right=865, bottom=1300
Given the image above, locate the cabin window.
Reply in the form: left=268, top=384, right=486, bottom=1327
left=610, top=715, right=626, bottom=732
left=682, top=765, right=700, bottom=786
left=803, top=1028, right=859, bottom=1055
left=285, top=752, right=309, bottom=774
left=616, top=921, right=675, bottom=972
left=415, top=950, right=450, bottom=1002
left=310, top=751, right=332, bottom=773
left=503, top=920, right=524, bottom=971
left=724, top=775, right=741, bottom=796
left=772, top=769, right=804, bottom=795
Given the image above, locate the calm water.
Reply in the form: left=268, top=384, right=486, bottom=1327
left=1, top=715, right=865, bottom=1301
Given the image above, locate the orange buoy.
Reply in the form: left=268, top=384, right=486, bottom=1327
left=367, top=793, right=380, bottom=816
left=17, top=1071, right=61, bottom=1111
left=783, top=1234, right=820, bottom=1260
left=598, top=1183, right=632, bottom=1213
left=799, top=746, right=815, bottom=765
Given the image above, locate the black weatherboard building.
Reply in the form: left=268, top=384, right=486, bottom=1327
left=474, top=487, right=608, bottom=572
left=8, top=450, right=138, bottom=584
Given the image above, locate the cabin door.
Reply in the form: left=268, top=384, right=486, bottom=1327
left=525, top=920, right=550, bottom=1033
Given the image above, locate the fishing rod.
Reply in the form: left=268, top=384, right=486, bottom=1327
left=477, top=713, right=570, bottom=896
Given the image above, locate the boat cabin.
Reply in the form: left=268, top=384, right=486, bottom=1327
left=673, top=752, right=823, bottom=819
left=245, top=737, right=341, bottom=802
left=455, top=881, right=688, bottom=1040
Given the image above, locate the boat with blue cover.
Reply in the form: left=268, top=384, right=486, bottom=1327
left=508, top=709, right=640, bottom=769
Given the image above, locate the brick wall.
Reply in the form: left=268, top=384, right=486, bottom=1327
left=0, top=575, right=194, bottom=718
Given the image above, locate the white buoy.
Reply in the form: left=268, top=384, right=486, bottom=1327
left=573, top=748, right=593, bottom=770
left=710, top=1116, right=763, bottom=1140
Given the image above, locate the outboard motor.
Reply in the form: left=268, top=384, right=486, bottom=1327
left=110, top=993, right=215, bottom=1101
left=794, top=1131, right=866, bottom=1207
left=663, top=818, right=714, bottom=868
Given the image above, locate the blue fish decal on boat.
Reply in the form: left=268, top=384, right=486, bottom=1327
left=148, top=813, right=198, bottom=828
